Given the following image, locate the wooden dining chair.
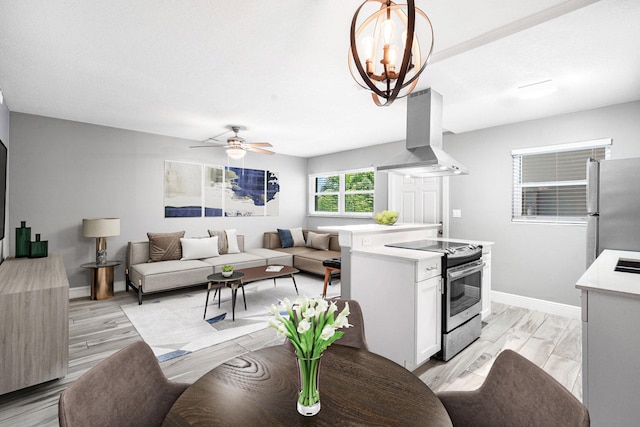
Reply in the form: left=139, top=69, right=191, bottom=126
left=436, top=349, right=589, bottom=427
left=58, top=340, right=189, bottom=427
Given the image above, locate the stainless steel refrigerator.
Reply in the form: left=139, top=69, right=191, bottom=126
left=586, top=157, right=640, bottom=267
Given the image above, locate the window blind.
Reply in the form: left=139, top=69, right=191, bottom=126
left=512, top=140, right=610, bottom=223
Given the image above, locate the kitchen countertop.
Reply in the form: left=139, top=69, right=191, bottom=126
left=576, top=249, right=640, bottom=297
left=351, top=245, right=444, bottom=262
left=317, top=223, right=440, bottom=233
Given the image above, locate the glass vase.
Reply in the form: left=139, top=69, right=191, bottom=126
left=296, top=354, right=322, bottom=416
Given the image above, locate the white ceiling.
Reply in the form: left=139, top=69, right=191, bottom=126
left=1, top=0, right=639, bottom=158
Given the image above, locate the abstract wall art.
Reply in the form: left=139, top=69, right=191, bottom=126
left=164, top=161, right=203, bottom=217
left=165, top=161, right=280, bottom=218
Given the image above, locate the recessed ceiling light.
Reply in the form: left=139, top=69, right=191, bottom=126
left=517, top=79, right=557, bottom=99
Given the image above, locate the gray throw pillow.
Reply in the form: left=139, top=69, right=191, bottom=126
left=208, top=230, right=228, bottom=254
left=306, top=231, right=330, bottom=250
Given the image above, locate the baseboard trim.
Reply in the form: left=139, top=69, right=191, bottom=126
left=69, top=281, right=127, bottom=300
left=491, top=290, right=581, bottom=320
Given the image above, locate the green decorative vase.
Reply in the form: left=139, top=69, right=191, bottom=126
left=15, top=221, right=31, bottom=258
left=29, top=234, right=48, bottom=258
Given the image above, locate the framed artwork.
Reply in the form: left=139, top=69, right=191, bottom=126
left=165, top=161, right=280, bottom=218
left=164, top=161, right=203, bottom=217
left=204, top=165, right=224, bottom=217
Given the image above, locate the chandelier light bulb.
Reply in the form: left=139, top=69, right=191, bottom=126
left=387, top=44, right=398, bottom=69
left=363, top=36, right=375, bottom=61
left=381, top=18, right=395, bottom=44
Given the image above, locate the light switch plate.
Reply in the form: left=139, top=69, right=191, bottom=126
left=452, top=209, right=462, bottom=218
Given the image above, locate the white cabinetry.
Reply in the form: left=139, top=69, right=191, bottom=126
left=351, top=251, right=442, bottom=370
left=415, top=275, right=442, bottom=364
left=577, top=250, right=640, bottom=426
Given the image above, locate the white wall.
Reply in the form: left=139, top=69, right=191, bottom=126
left=445, top=101, right=640, bottom=306
left=0, top=99, right=9, bottom=260
left=9, top=113, right=308, bottom=288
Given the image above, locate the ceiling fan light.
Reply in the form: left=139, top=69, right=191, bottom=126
left=226, top=147, right=246, bottom=159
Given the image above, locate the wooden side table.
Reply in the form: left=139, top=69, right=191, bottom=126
left=81, top=261, right=122, bottom=300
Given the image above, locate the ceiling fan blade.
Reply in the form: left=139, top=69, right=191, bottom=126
left=246, top=142, right=273, bottom=147
left=247, top=147, right=275, bottom=155
left=189, top=144, right=225, bottom=148
left=206, top=129, right=232, bottom=141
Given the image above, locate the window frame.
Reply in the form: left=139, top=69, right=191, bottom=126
left=309, top=167, right=375, bottom=217
left=511, top=138, right=611, bottom=225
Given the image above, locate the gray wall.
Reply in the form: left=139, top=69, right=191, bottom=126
left=9, top=113, right=308, bottom=288
left=0, top=99, right=8, bottom=260
left=445, top=101, right=640, bottom=306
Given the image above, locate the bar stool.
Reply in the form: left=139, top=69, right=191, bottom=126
left=322, top=258, right=341, bottom=298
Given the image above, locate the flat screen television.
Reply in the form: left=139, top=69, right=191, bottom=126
left=0, top=139, right=6, bottom=241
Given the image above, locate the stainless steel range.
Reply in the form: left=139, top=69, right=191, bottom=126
left=386, top=240, right=484, bottom=361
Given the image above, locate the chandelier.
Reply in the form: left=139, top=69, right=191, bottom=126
left=348, top=0, right=434, bottom=106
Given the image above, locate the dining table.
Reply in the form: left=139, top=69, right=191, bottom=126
left=162, top=344, right=452, bottom=426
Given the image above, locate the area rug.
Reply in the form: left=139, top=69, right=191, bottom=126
left=121, top=274, right=340, bottom=362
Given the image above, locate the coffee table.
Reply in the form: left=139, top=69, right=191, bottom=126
left=237, top=265, right=299, bottom=294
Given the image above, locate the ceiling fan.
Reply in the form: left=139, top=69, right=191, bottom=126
left=190, top=125, right=275, bottom=159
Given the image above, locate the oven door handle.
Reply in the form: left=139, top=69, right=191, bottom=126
left=447, top=260, right=485, bottom=280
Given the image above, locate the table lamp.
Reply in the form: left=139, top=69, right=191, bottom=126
left=82, top=218, right=120, bottom=265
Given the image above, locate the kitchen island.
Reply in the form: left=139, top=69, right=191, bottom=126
left=576, top=249, right=640, bottom=426
left=319, top=223, right=493, bottom=370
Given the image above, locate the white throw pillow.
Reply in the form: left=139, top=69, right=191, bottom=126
left=290, top=227, right=305, bottom=247
left=225, top=229, right=241, bottom=254
left=180, top=236, right=219, bottom=260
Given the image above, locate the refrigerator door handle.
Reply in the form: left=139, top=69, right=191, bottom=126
left=586, top=158, right=599, bottom=215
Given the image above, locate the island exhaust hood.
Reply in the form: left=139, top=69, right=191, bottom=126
left=376, top=88, right=469, bottom=177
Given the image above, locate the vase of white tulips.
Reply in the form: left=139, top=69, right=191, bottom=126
left=268, top=297, right=351, bottom=416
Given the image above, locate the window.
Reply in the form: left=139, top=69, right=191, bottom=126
left=310, top=168, right=375, bottom=216
left=512, top=139, right=611, bottom=223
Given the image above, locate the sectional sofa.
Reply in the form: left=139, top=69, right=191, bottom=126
left=263, top=229, right=341, bottom=276
left=125, top=229, right=342, bottom=304
left=126, top=234, right=291, bottom=304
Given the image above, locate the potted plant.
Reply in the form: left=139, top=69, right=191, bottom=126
left=221, top=264, right=234, bottom=277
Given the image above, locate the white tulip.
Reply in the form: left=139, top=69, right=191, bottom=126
left=320, top=325, right=336, bottom=340
left=297, top=319, right=311, bottom=334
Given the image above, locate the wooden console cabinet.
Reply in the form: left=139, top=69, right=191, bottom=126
left=0, top=254, right=69, bottom=395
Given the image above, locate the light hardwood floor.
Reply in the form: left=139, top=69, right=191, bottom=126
left=0, top=281, right=582, bottom=426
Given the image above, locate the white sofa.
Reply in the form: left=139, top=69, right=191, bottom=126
left=125, top=235, right=291, bottom=304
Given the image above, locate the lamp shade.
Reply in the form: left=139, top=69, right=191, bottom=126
left=82, top=218, right=120, bottom=238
